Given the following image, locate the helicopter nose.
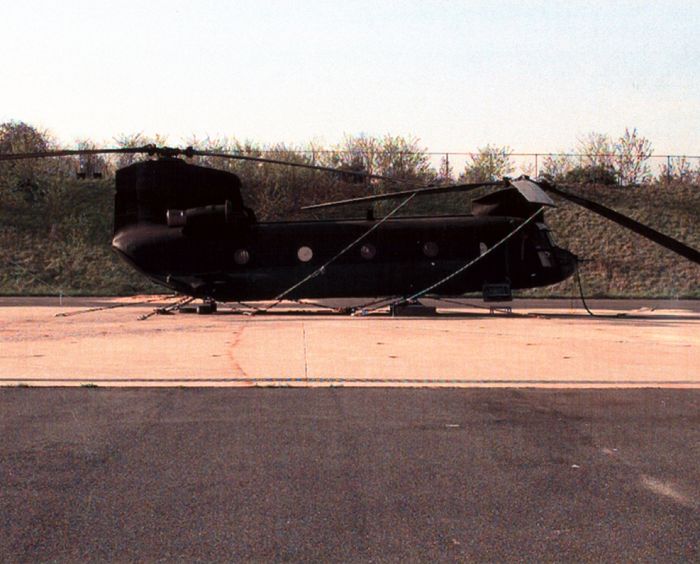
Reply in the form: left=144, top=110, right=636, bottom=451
left=111, top=230, right=141, bottom=268
left=111, top=231, right=132, bottom=257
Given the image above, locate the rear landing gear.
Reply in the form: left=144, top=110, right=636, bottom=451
left=389, top=299, right=437, bottom=317
left=177, top=299, right=218, bottom=315
left=196, top=299, right=217, bottom=315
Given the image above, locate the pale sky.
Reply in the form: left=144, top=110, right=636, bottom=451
left=1, top=0, right=698, bottom=154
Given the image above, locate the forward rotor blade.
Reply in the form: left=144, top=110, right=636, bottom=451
left=0, top=146, right=152, bottom=162
left=301, top=181, right=504, bottom=210
left=543, top=183, right=700, bottom=265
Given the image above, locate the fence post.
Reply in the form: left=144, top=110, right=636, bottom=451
left=534, top=153, right=538, bottom=178
left=666, top=155, right=671, bottom=184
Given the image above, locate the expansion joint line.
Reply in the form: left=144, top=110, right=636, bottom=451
left=302, top=322, right=309, bottom=382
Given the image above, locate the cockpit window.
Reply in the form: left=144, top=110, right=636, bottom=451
left=536, top=223, right=556, bottom=247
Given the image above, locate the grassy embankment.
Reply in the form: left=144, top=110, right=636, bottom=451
left=544, top=182, right=699, bottom=298
left=0, top=177, right=698, bottom=298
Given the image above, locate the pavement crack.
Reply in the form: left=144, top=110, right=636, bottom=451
left=227, top=325, right=248, bottom=377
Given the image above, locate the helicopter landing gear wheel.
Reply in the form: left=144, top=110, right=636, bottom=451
left=389, top=299, right=437, bottom=317
left=196, top=300, right=217, bottom=315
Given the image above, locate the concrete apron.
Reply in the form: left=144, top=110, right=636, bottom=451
left=0, top=298, right=698, bottom=387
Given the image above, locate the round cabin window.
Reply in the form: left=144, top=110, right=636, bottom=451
left=423, top=241, right=439, bottom=258
left=234, top=249, right=250, bottom=265
left=360, top=244, right=376, bottom=260
left=297, top=246, right=313, bottom=262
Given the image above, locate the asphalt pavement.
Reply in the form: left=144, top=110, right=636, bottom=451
left=2, top=388, right=699, bottom=562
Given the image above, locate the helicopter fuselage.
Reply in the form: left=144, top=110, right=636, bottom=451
left=110, top=158, right=576, bottom=302
left=112, top=214, right=576, bottom=301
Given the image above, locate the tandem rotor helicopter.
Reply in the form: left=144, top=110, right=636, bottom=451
left=2, top=145, right=698, bottom=314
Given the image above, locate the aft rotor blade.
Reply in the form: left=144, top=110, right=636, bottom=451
left=190, top=148, right=430, bottom=186
left=301, top=181, right=504, bottom=210
left=0, top=146, right=153, bottom=162
left=544, top=183, right=700, bottom=265
left=1, top=145, right=463, bottom=191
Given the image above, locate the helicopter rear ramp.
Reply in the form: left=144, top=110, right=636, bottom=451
left=1, top=297, right=698, bottom=387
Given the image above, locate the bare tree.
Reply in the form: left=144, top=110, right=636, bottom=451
left=577, top=132, right=615, bottom=169
left=540, top=153, right=574, bottom=181
left=614, top=127, right=653, bottom=185
left=318, top=134, right=432, bottom=185
left=461, top=145, right=514, bottom=182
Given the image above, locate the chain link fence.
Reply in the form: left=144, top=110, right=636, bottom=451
left=211, top=150, right=700, bottom=185
left=48, top=147, right=700, bottom=187
left=438, top=152, right=700, bottom=184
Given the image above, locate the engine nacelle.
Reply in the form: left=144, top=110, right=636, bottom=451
left=114, top=158, right=251, bottom=232
left=166, top=200, right=247, bottom=228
